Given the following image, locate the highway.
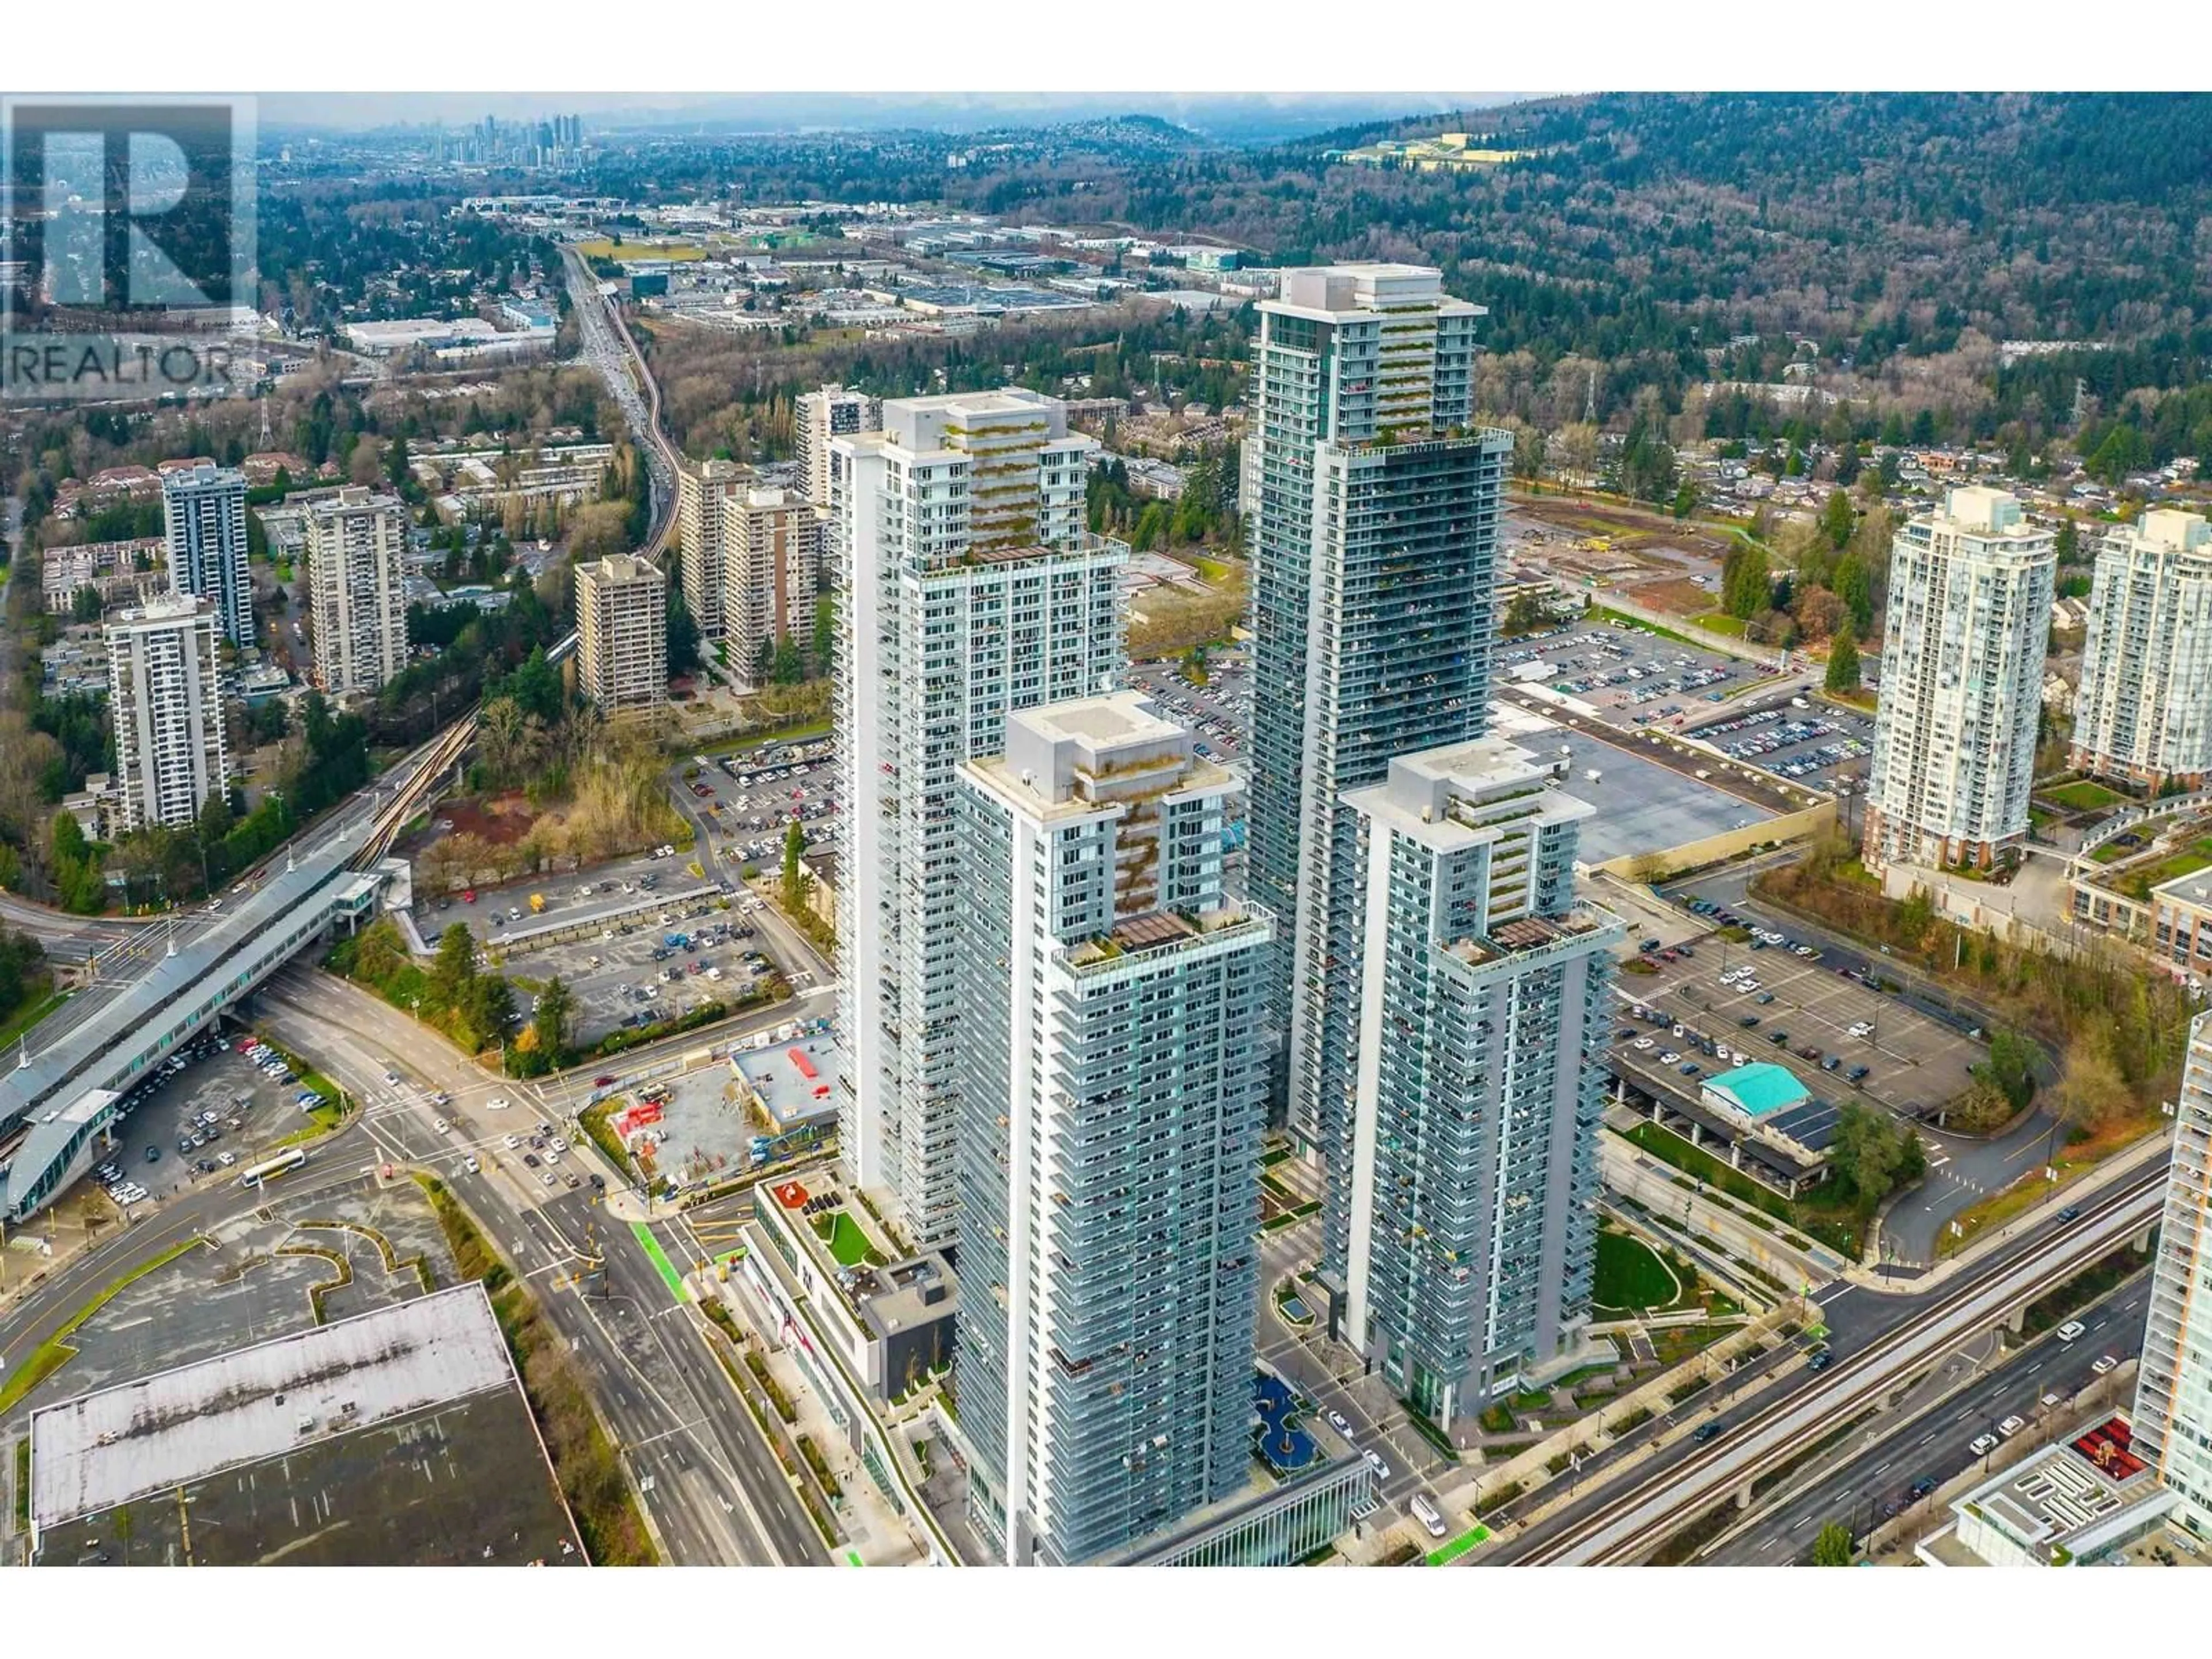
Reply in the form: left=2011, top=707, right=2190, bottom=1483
left=245, top=964, right=824, bottom=1566
left=1702, top=1272, right=2150, bottom=1563
left=561, top=249, right=675, bottom=558
left=1483, top=1165, right=2164, bottom=1563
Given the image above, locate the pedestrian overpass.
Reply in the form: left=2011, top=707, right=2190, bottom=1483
left=0, top=709, right=484, bottom=1224
left=0, top=848, right=397, bottom=1222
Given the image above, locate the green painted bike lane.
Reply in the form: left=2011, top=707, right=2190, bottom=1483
left=1426, top=1522, right=1492, bottom=1566
left=631, top=1222, right=690, bottom=1302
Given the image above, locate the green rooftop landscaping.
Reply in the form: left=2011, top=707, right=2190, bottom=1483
left=816, top=1209, right=872, bottom=1268
left=2116, top=836, right=2212, bottom=901
left=2041, top=779, right=2127, bottom=813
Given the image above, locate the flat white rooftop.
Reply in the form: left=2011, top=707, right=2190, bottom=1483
left=30, top=1283, right=515, bottom=1534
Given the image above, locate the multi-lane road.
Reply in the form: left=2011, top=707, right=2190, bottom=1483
left=245, top=964, right=823, bottom=1566
left=1703, top=1272, right=2150, bottom=1563
left=561, top=249, right=675, bottom=553
left=1484, top=1162, right=2162, bottom=1563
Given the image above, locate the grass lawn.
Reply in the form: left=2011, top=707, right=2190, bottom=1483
left=1588, top=607, right=1701, bottom=650
left=1693, top=612, right=1748, bottom=637
left=820, top=1209, right=871, bottom=1268
left=1130, top=571, right=1248, bottom=656
left=2117, top=837, right=2212, bottom=901
left=2042, top=779, right=2127, bottom=813
left=1592, top=1229, right=1680, bottom=1312
left=2090, top=839, right=2134, bottom=864
left=271, top=1097, right=345, bottom=1149
left=1618, top=1123, right=1864, bottom=1256
left=0, top=986, right=66, bottom=1053
left=575, top=236, right=706, bottom=261
left=701, top=717, right=832, bottom=757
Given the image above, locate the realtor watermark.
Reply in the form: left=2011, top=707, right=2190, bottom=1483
left=2, top=94, right=257, bottom=400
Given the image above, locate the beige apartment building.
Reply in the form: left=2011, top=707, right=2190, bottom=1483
left=305, top=487, right=410, bottom=698
left=725, top=484, right=825, bottom=689
left=675, top=457, right=747, bottom=642
left=574, top=552, right=668, bottom=714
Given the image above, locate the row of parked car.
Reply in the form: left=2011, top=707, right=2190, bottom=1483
left=93, top=1159, right=148, bottom=1206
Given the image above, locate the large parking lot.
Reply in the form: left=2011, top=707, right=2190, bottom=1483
left=415, top=863, right=782, bottom=1047
left=1684, top=698, right=1877, bottom=797
left=688, top=735, right=839, bottom=865
left=1498, top=622, right=1753, bottom=723
left=1607, top=910, right=1986, bottom=1123
left=414, top=846, right=703, bottom=952
left=1129, top=653, right=1252, bottom=765
left=71, top=1030, right=335, bottom=1214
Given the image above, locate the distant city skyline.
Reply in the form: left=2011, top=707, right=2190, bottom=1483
left=256, top=90, right=1538, bottom=140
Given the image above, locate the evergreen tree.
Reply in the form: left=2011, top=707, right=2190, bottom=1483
left=1825, top=623, right=1862, bottom=694
left=1820, top=487, right=1855, bottom=551
left=531, top=975, right=574, bottom=1063
left=666, top=592, right=702, bottom=679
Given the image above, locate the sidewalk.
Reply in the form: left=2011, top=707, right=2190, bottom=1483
left=0, top=1194, right=127, bottom=1317
left=1836, top=1126, right=2169, bottom=1295
left=703, top=1266, right=929, bottom=1566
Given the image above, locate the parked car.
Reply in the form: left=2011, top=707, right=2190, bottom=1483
left=1969, top=1433, right=1999, bottom=1456
left=2092, top=1354, right=2118, bottom=1376
left=1999, top=1415, right=2025, bottom=1438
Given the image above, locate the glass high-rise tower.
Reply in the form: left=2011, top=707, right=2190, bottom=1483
left=2135, top=1010, right=2212, bottom=1530
left=1243, top=264, right=1509, bottom=1164
left=950, top=693, right=1272, bottom=1563
left=1334, top=739, right=1621, bottom=1427
left=832, top=389, right=1122, bottom=1253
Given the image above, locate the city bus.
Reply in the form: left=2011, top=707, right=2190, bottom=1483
left=236, top=1146, right=307, bottom=1190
